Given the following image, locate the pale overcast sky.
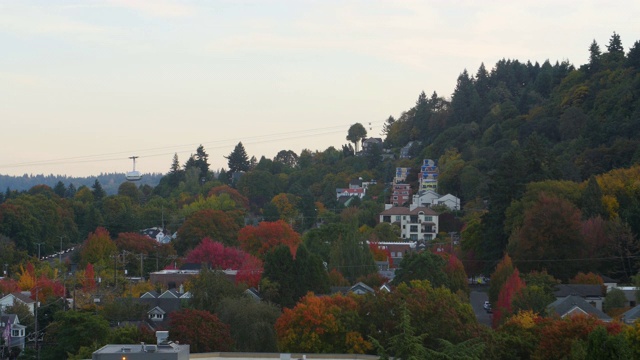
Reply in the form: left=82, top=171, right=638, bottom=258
left=1, top=0, right=638, bottom=177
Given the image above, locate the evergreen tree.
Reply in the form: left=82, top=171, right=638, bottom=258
left=91, top=179, right=106, bottom=200
left=65, top=183, right=76, bottom=198
left=225, top=142, right=250, bottom=175
left=262, top=244, right=297, bottom=308
left=53, top=181, right=66, bottom=197
left=581, top=176, right=605, bottom=219
left=587, top=39, right=601, bottom=74
left=194, top=145, right=211, bottom=181
left=627, top=40, right=640, bottom=69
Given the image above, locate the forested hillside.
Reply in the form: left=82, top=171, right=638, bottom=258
left=0, top=172, right=163, bottom=195
left=1, top=32, right=640, bottom=359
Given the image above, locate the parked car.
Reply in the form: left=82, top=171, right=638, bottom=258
left=484, top=301, right=492, bottom=313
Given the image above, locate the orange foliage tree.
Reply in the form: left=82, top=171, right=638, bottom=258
left=79, top=227, right=117, bottom=267
left=368, top=242, right=393, bottom=268
left=533, top=314, right=621, bottom=360
left=275, top=292, right=371, bottom=354
left=176, top=209, right=242, bottom=253
left=238, top=220, right=301, bottom=259
left=570, top=271, right=604, bottom=285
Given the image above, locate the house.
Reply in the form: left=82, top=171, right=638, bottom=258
left=379, top=206, right=439, bottom=241
left=413, top=190, right=460, bottom=210
left=400, top=141, right=420, bottom=159
left=412, top=190, right=441, bottom=208
left=390, top=183, right=411, bottom=207
left=141, top=227, right=174, bottom=244
left=361, top=137, right=383, bottom=154
left=419, top=159, right=439, bottom=191
left=394, top=167, right=411, bottom=184
left=369, top=241, right=417, bottom=267
left=0, top=292, right=36, bottom=314
left=140, top=291, right=161, bottom=299
left=138, top=297, right=183, bottom=330
left=621, top=305, right=640, bottom=324
left=0, top=314, right=26, bottom=350
left=553, top=284, right=604, bottom=311
left=335, top=187, right=366, bottom=200
left=547, top=295, right=612, bottom=322
left=349, top=282, right=375, bottom=295
left=158, top=287, right=191, bottom=299
left=433, top=194, right=461, bottom=211
left=244, top=287, right=262, bottom=302
left=149, top=269, right=236, bottom=290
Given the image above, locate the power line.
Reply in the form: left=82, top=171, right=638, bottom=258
left=0, top=122, right=383, bottom=171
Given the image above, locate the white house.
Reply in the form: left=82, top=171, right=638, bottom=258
left=379, top=205, right=438, bottom=241
left=0, top=292, right=36, bottom=315
left=412, top=191, right=461, bottom=211
left=433, top=194, right=461, bottom=211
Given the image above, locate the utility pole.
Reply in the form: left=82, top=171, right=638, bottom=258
left=35, top=286, right=40, bottom=360
left=140, top=253, right=144, bottom=278
left=35, top=242, right=43, bottom=260
left=58, top=235, right=65, bottom=264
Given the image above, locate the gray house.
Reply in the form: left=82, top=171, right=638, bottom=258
left=547, top=295, right=612, bottom=322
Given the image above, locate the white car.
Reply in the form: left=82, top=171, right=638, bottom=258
left=483, top=301, right=491, bottom=310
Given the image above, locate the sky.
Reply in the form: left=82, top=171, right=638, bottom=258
left=1, top=0, right=639, bottom=177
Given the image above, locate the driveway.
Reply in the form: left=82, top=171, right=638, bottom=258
left=470, top=289, right=492, bottom=327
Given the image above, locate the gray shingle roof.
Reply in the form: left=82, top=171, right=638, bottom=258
left=547, top=295, right=611, bottom=321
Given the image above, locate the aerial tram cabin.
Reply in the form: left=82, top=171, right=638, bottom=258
left=126, top=156, right=142, bottom=181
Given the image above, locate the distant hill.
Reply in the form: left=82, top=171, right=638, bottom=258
left=0, top=172, right=164, bottom=195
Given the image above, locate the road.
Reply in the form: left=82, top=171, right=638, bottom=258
left=470, top=288, right=492, bottom=327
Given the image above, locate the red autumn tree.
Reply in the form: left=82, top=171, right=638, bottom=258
left=32, top=275, right=65, bottom=301
left=169, top=309, right=233, bottom=353
left=493, top=269, right=526, bottom=327
left=185, top=238, right=263, bottom=287
left=0, top=278, right=19, bottom=294
left=489, top=254, right=515, bottom=305
left=82, top=263, right=97, bottom=292
left=236, top=254, right=263, bottom=288
left=237, top=220, right=301, bottom=259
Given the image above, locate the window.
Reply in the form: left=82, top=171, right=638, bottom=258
left=424, top=216, right=433, bottom=222
left=395, top=216, right=401, bottom=221
left=410, top=225, right=418, bottom=232
left=11, top=329, right=24, bottom=337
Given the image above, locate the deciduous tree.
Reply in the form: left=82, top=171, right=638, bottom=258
left=176, top=209, right=242, bottom=253
left=169, top=308, right=233, bottom=353
left=275, top=292, right=371, bottom=354
left=238, top=220, right=301, bottom=259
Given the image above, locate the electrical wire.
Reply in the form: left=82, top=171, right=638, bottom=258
left=0, top=122, right=383, bottom=171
